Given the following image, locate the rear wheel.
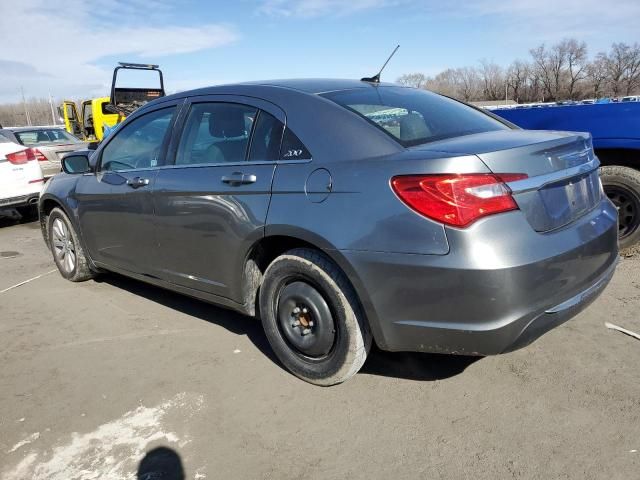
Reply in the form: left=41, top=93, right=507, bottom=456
left=47, top=207, right=95, bottom=282
left=601, top=166, right=640, bottom=249
left=259, top=248, right=371, bottom=386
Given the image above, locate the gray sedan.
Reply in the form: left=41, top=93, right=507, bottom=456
left=0, top=127, right=87, bottom=178
left=38, top=79, right=618, bottom=385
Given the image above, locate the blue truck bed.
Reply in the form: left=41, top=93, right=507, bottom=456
left=490, top=102, right=640, bottom=151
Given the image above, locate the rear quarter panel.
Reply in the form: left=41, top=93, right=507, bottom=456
left=267, top=151, right=492, bottom=255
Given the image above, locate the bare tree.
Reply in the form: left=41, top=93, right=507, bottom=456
left=0, top=98, right=60, bottom=127
left=586, top=53, right=609, bottom=98
left=563, top=39, right=588, bottom=99
left=530, top=40, right=576, bottom=100
left=479, top=60, right=504, bottom=101
left=604, top=43, right=630, bottom=96
left=507, top=60, right=529, bottom=103
left=455, top=67, right=481, bottom=102
left=622, top=43, right=640, bottom=95
left=530, top=44, right=555, bottom=100
left=425, top=69, right=455, bottom=97
left=396, top=73, right=427, bottom=88
left=393, top=38, right=640, bottom=104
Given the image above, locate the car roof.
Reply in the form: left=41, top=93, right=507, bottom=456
left=234, top=78, right=398, bottom=93
left=6, top=126, right=66, bottom=131
left=156, top=78, right=400, bottom=104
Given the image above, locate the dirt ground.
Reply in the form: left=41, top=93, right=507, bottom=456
left=0, top=216, right=638, bottom=480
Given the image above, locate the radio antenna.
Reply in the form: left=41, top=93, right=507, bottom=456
left=361, top=45, right=400, bottom=84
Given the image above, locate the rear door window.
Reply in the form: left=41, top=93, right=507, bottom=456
left=176, top=102, right=257, bottom=165
left=14, top=129, right=80, bottom=145
left=321, top=87, right=509, bottom=147
left=248, top=111, right=284, bottom=162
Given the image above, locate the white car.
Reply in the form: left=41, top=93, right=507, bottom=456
left=0, top=134, right=44, bottom=217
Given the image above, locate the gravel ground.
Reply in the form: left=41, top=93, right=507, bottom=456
left=0, top=216, right=638, bottom=480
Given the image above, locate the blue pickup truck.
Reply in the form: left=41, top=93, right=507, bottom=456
left=491, top=102, right=640, bottom=248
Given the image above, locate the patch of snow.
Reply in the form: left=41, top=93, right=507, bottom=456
left=7, top=432, right=40, bottom=453
left=3, top=393, right=204, bottom=480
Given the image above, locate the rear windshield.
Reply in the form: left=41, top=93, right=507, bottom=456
left=14, top=129, right=81, bottom=146
left=321, top=87, right=510, bottom=147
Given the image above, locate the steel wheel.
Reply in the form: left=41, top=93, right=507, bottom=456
left=605, top=184, right=640, bottom=239
left=259, top=248, right=371, bottom=385
left=51, top=217, right=76, bottom=274
left=277, top=281, right=336, bottom=358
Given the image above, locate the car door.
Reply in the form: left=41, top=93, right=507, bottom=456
left=75, top=102, right=180, bottom=274
left=62, top=101, right=84, bottom=139
left=152, top=95, right=285, bottom=301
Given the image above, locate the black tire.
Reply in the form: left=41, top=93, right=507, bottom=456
left=259, top=248, right=371, bottom=386
left=601, top=165, right=640, bottom=250
left=47, top=207, right=95, bottom=282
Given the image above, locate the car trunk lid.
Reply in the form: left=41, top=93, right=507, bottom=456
left=412, top=130, right=602, bottom=232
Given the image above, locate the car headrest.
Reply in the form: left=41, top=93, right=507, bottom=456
left=209, top=110, right=246, bottom=138
left=400, top=113, right=430, bottom=142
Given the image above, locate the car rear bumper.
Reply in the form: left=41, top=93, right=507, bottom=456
left=339, top=197, right=619, bottom=355
left=0, top=192, right=40, bottom=208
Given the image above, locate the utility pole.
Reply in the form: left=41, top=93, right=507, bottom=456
left=20, top=86, right=31, bottom=126
left=49, top=93, right=57, bottom=125
left=505, top=79, right=509, bottom=105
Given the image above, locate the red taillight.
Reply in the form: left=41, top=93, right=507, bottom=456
left=30, top=148, right=48, bottom=162
left=391, top=173, right=528, bottom=227
left=5, top=149, right=36, bottom=165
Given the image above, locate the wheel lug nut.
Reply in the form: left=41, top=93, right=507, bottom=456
left=308, top=321, right=314, bottom=327
left=302, top=307, right=308, bottom=314
left=293, top=307, right=300, bottom=314
left=291, top=320, right=300, bottom=327
left=302, top=328, right=311, bottom=335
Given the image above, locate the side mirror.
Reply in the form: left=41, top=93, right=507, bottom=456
left=62, top=153, right=91, bottom=174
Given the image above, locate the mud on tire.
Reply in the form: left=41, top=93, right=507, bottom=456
left=259, top=248, right=372, bottom=386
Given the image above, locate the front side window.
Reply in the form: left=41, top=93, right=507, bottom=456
left=176, top=103, right=257, bottom=165
left=321, top=87, right=510, bottom=147
left=100, top=106, right=175, bottom=172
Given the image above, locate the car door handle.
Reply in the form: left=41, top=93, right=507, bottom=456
left=221, top=172, right=257, bottom=186
left=126, top=176, right=150, bottom=189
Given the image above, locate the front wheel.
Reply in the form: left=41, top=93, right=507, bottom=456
left=601, top=165, right=640, bottom=250
left=259, top=248, right=371, bottom=386
left=47, top=207, right=95, bottom=282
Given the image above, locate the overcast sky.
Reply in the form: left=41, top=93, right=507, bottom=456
left=1, top=0, right=639, bottom=103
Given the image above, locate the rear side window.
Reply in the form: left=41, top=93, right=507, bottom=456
left=248, top=111, right=284, bottom=161
left=280, top=128, right=311, bottom=160
left=176, top=102, right=257, bottom=165
left=14, top=129, right=80, bottom=145
left=321, top=87, right=509, bottom=147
